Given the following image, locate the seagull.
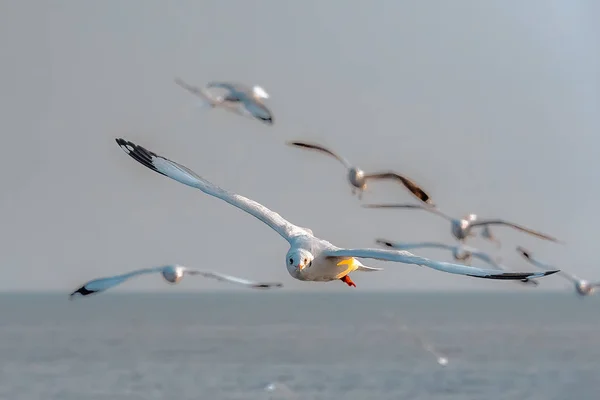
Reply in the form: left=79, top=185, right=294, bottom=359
left=69, top=265, right=283, bottom=298
left=376, top=239, right=539, bottom=286
left=362, top=203, right=562, bottom=246
left=517, top=246, right=600, bottom=296
left=174, top=78, right=274, bottom=125
left=286, top=140, right=434, bottom=204
left=114, top=138, right=559, bottom=288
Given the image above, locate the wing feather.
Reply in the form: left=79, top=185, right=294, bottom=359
left=324, top=248, right=559, bottom=280
left=116, top=139, right=306, bottom=243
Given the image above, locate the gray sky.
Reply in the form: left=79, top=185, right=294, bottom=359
left=1, top=1, right=599, bottom=292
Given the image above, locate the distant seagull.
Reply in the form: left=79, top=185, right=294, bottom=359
left=174, top=78, right=274, bottom=125
left=362, top=203, right=562, bottom=246
left=286, top=141, right=434, bottom=204
left=114, top=138, right=559, bottom=287
left=377, top=239, right=539, bottom=286
left=517, top=246, right=600, bottom=296
left=69, top=265, right=283, bottom=298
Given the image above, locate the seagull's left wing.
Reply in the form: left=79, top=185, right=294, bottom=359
left=324, top=248, right=559, bottom=280
left=363, top=172, right=434, bottom=206
left=470, top=219, right=563, bottom=243
left=183, top=268, right=283, bottom=289
left=116, top=139, right=308, bottom=243
left=70, top=267, right=164, bottom=298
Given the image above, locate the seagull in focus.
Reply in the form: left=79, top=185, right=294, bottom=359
left=113, top=138, right=559, bottom=288
left=69, top=265, right=283, bottom=298
left=174, top=78, right=274, bottom=125
left=377, top=239, right=539, bottom=286
left=286, top=140, right=434, bottom=204
left=363, top=203, right=562, bottom=247
left=517, top=246, right=600, bottom=296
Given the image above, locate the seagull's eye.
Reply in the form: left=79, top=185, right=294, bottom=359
left=289, top=258, right=293, bottom=264
left=304, top=258, right=307, bottom=264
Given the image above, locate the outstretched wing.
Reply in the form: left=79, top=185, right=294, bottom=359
left=70, top=267, right=163, bottom=298
left=516, top=246, right=578, bottom=282
left=174, top=77, right=218, bottom=105
left=362, top=203, right=453, bottom=221
left=206, top=81, right=252, bottom=96
left=116, top=139, right=307, bottom=243
left=471, top=219, right=562, bottom=243
left=323, top=248, right=559, bottom=280
left=376, top=239, right=456, bottom=252
left=286, top=141, right=352, bottom=169
left=363, top=172, right=434, bottom=206
left=183, top=268, right=283, bottom=289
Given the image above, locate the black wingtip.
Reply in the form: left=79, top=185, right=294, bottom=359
left=69, top=286, right=98, bottom=299
left=542, top=269, right=560, bottom=277
left=375, top=239, right=394, bottom=248
left=516, top=246, right=531, bottom=259
left=258, top=115, right=273, bottom=125
left=115, top=138, right=167, bottom=177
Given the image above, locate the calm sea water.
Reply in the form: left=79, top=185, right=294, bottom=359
left=0, top=291, right=598, bottom=400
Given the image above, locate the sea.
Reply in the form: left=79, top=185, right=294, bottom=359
left=0, top=291, right=598, bottom=400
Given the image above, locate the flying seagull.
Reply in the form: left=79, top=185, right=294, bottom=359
left=376, top=239, right=539, bottom=286
left=517, top=246, right=600, bottom=296
left=69, top=265, right=283, bottom=298
left=113, top=138, right=558, bottom=288
left=363, top=203, right=562, bottom=246
left=174, top=78, right=273, bottom=125
left=287, top=140, right=434, bottom=204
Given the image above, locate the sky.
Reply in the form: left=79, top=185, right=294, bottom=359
left=0, top=1, right=599, bottom=293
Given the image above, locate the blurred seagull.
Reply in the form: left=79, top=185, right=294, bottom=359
left=363, top=203, right=562, bottom=246
left=174, top=77, right=274, bottom=125
left=286, top=140, right=434, bottom=204
left=70, top=265, right=283, bottom=298
left=377, top=239, right=539, bottom=286
left=517, top=246, right=600, bottom=296
left=113, top=138, right=559, bottom=288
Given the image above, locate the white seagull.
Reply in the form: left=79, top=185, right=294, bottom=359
left=517, top=246, right=600, bottom=296
left=363, top=203, right=562, bottom=247
left=69, top=265, right=283, bottom=299
left=114, top=138, right=559, bottom=288
left=376, top=239, right=539, bottom=286
left=287, top=140, right=434, bottom=205
left=174, top=77, right=273, bottom=125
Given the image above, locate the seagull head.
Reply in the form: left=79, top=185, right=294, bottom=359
left=252, top=86, right=270, bottom=100
left=286, top=248, right=313, bottom=273
left=161, top=265, right=184, bottom=284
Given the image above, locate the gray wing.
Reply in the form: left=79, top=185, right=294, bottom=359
left=324, top=248, right=559, bottom=281
left=174, top=77, right=217, bottom=105
left=362, top=203, right=453, bottom=221
left=516, top=246, right=579, bottom=283
left=471, top=219, right=562, bottom=243
left=116, top=139, right=308, bottom=243
left=376, top=239, right=456, bottom=252
left=206, top=81, right=251, bottom=96
left=240, top=99, right=274, bottom=125
left=363, top=172, right=435, bottom=206
left=70, top=267, right=163, bottom=298
left=286, top=141, right=352, bottom=169
left=183, top=268, right=283, bottom=289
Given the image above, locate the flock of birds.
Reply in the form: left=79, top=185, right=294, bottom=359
left=69, top=78, right=599, bottom=299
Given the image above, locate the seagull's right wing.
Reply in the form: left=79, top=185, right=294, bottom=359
left=362, top=203, right=453, bottom=221
left=362, top=172, right=434, bottom=206
left=183, top=268, right=283, bottom=289
left=376, top=239, right=456, bottom=252
left=70, top=267, right=163, bottom=298
left=116, top=139, right=307, bottom=243
left=286, top=141, right=352, bottom=169
left=174, top=77, right=217, bottom=106
left=324, top=247, right=559, bottom=281
left=516, top=246, right=579, bottom=283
